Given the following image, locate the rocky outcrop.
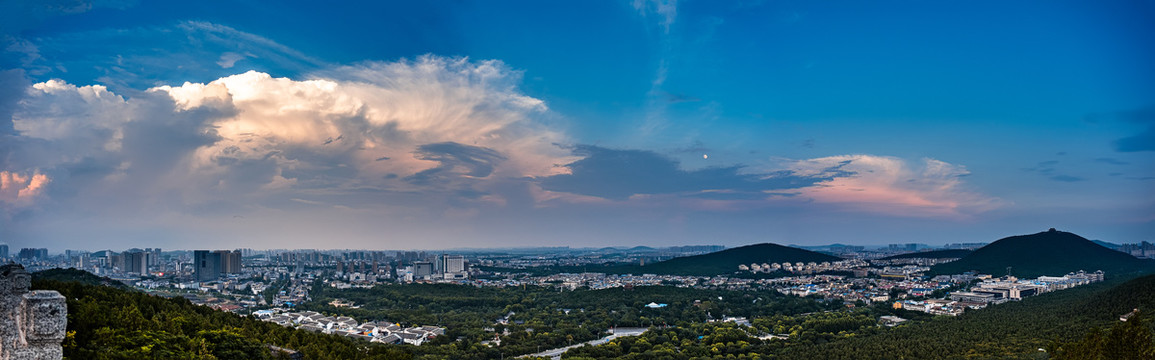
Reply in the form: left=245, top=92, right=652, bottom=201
left=0, top=263, right=66, bottom=360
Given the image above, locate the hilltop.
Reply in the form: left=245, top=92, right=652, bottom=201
left=931, top=229, right=1153, bottom=278
left=607, top=243, right=841, bottom=276
left=33, top=267, right=133, bottom=289
left=880, top=249, right=972, bottom=260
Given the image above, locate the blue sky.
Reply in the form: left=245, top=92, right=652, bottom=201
left=1, top=0, right=1152, bottom=251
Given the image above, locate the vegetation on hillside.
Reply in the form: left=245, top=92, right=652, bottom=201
left=33, top=269, right=412, bottom=360
left=602, top=243, right=842, bottom=276
left=559, top=273, right=1155, bottom=359
left=1050, top=310, right=1155, bottom=359
left=302, top=282, right=830, bottom=358
left=32, top=268, right=833, bottom=359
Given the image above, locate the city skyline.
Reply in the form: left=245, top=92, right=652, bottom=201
left=1, top=1, right=1153, bottom=250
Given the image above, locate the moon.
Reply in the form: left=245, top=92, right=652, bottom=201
left=703, top=154, right=708, bottom=159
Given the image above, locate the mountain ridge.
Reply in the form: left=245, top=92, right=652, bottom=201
left=608, top=243, right=841, bottom=276
left=880, top=249, right=973, bottom=260
left=930, top=229, right=1153, bottom=278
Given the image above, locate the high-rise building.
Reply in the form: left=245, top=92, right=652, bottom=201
left=194, top=250, right=221, bottom=282
left=123, top=249, right=149, bottom=274
left=215, top=250, right=241, bottom=274
left=0, top=244, right=7, bottom=259
left=110, top=252, right=124, bottom=271
left=17, top=248, right=48, bottom=261
left=146, top=248, right=162, bottom=267
left=77, top=253, right=91, bottom=269
left=440, top=255, right=465, bottom=274
left=413, top=261, right=433, bottom=278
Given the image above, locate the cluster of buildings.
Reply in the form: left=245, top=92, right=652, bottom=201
left=894, top=298, right=980, bottom=316
left=948, top=270, right=1104, bottom=304
left=893, top=270, right=1104, bottom=316
left=1114, top=241, right=1155, bottom=259
left=738, top=259, right=869, bottom=274
left=400, top=254, right=468, bottom=281
left=767, top=274, right=963, bottom=305
left=527, top=272, right=671, bottom=290
left=737, top=258, right=961, bottom=278
left=254, top=309, right=445, bottom=345
left=193, top=250, right=243, bottom=281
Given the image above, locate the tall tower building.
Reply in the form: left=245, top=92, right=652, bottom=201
left=194, top=250, right=221, bottom=282
left=215, top=250, right=242, bottom=274
left=444, top=255, right=465, bottom=273
left=0, top=244, right=7, bottom=259
left=123, top=249, right=149, bottom=274
left=148, top=248, right=162, bottom=267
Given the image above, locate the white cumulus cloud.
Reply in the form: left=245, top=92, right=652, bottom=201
left=8, top=55, right=577, bottom=222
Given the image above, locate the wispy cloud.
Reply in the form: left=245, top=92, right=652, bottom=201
left=537, top=147, right=1000, bottom=218
left=632, top=0, right=678, bottom=34
left=1094, top=157, right=1129, bottom=165
left=1050, top=175, right=1085, bottom=182
left=22, top=20, right=327, bottom=91
left=1087, top=106, right=1155, bottom=152
left=1020, top=159, right=1086, bottom=182
left=774, top=155, right=1002, bottom=218
left=538, top=145, right=842, bottom=201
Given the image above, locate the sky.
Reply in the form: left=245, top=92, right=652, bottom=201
left=1, top=0, right=1152, bottom=251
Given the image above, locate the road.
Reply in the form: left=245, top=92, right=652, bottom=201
left=521, top=327, right=648, bottom=359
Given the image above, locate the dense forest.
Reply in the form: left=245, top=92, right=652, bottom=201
left=1050, top=310, right=1155, bottom=359
left=33, top=269, right=412, bottom=360
left=562, top=274, right=1155, bottom=359
left=301, top=280, right=831, bottom=358
left=32, top=267, right=1155, bottom=359
left=32, top=269, right=829, bottom=359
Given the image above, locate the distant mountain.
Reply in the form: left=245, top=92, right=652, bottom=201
left=880, top=249, right=973, bottom=260
left=931, top=229, right=1154, bottom=278
left=1092, top=240, right=1121, bottom=250
left=609, top=243, right=841, bottom=276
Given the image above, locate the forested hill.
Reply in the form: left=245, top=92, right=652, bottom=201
left=608, top=243, right=842, bottom=276
left=930, top=229, right=1154, bottom=278
left=879, top=249, right=972, bottom=260
left=776, top=273, right=1155, bottom=359
left=32, top=267, right=132, bottom=288
left=31, top=271, right=412, bottom=360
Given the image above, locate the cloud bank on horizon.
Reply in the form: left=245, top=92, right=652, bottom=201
left=1, top=0, right=1152, bottom=250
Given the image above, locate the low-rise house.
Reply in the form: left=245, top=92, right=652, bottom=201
left=374, top=334, right=403, bottom=345
left=396, top=332, right=425, bottom=345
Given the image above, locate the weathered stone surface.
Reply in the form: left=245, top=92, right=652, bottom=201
left=1, top=263, right=66, bottom=360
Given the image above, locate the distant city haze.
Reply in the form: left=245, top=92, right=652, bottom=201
left=1, top=1, right=1152, bottom=251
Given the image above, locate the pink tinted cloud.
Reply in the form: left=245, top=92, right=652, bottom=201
left=787, top=155, right=1002, bottom=218
left=0, top=170, right=51, bottom=210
